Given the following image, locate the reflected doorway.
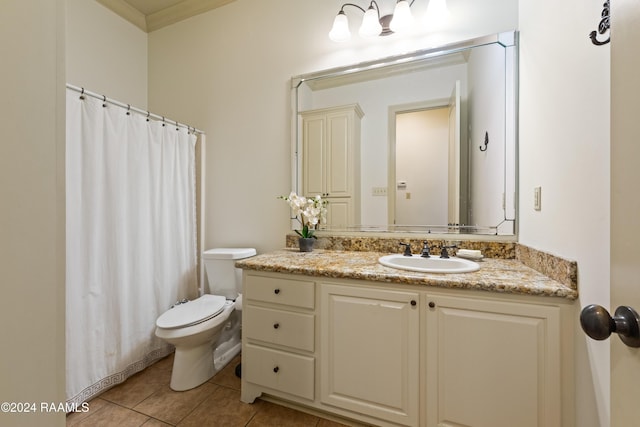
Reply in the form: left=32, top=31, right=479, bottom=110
left=388, top=81, right=463, bottom=226
left=394, top=107, right=449, bottom=224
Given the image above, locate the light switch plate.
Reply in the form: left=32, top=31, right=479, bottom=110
left=372, top=187, right=387, bottom=196
left=534, top=187, right=542, bottom=211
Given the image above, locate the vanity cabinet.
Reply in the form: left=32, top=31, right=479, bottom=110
left=241, top=273, right=316, bottom=402
left=300, top=104, right=363, bottom=228
left=241, top=271, right=572, bottom=427
left=320, top=284, right=420, bottom=426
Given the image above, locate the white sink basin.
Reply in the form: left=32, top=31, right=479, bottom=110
left=378, top=254, right=480, bottom=274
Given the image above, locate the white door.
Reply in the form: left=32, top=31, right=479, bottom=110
left=610, top=0, right=640, bottom=424
left=394, top=107, right=449, bottom=225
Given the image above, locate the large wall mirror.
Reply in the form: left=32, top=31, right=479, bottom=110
left=292, top=32, right=518, bottom=236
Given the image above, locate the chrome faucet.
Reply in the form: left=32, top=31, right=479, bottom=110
left=399, top=242, right=412, bottom=256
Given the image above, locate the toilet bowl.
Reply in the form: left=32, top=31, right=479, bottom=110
left=155, top=247, right=256, bottom=391
left=155, top=294, right=234, bottom=391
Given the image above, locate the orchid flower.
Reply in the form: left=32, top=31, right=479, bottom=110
left=279, top=192, right=328, bottom=238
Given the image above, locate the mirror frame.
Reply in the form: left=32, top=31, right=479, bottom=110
left=291, top=31, right=518, bottom=240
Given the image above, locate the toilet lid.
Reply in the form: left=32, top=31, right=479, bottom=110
left=156, top=294, right=227, bottom=329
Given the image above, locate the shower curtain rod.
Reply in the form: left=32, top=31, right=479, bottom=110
left=66, top=84, right=205, bottom=135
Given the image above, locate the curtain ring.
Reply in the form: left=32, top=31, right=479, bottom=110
left=79, top=88, right=85, bottom=100
left=126, top=104, right=131, bottom=116
left=162, top=116, right=166, bottom=127
left=146, top=111, right=150, bottom=122
left=102, top=95, right=107, bottom=108
left=176, top=120, right=179, bottom=131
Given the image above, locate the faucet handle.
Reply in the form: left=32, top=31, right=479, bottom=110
left=440, top=244, right=458, bottom=259
left=399, top=242, right=412, bottom=256
left=421, top=241, right=431, bottom=258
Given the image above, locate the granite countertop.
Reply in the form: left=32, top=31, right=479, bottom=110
left=236, top=249, right=578, bottom=300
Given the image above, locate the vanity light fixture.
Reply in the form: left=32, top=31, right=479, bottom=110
left=329, top=0, right=416, bottom=42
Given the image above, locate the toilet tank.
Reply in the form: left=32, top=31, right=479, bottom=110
left=202, top=248, right=256, bottom=299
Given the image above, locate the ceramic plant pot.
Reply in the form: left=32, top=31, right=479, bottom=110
left=298, top=237, right=315, bottom=252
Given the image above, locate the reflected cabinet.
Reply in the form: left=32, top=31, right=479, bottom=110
left=300, top=104, right=363, bottom=228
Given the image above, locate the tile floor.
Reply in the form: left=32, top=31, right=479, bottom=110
left=66, top=353, right=354, bottom=427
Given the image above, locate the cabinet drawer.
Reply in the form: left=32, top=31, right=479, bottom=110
left=245, top=274, right=315, bottom=309
left=243, top=344, right=315, bottom=400
left=244, top=305, right=315, bottom=351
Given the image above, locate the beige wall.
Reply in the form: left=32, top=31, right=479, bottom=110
left=146, top=1, right=610, bottom=425
left=146, top=0, right=519, bottom=255
left=518, top=1, right=610, bottom=426
left=0, top=1, right=66, bottom=426
left=66, top=0, right=148, bottom=108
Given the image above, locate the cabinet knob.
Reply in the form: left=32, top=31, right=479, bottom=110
left=428, top=301, right=436, bottom=308
left=410, top=300, right=417, bottom=306
left=273, top=366, right=280, bottom=373
left=273, top=323, right=280, bottom=329
left=274, top=288, right=280, bottom=295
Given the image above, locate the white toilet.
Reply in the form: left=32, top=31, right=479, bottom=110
left=155, top=247, right=256, bottom=391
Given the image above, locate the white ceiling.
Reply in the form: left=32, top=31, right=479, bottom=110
left=96, top=0, right=236, bottom=32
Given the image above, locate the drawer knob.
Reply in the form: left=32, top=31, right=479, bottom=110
left=274, top=288, right=280, bottom=295
left=410, top=300, right=417, bottom=306
left=273, top=323, right=280, bottom=329
left=428, top=301, right=436, bottom=308
left=273, top=366, right=280, bottom=373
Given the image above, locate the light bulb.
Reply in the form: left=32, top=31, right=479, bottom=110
left=359, top=6, right=382, bottom=38
left=390, top=0, right=414, bottom=33
left=425, top=0, right=450, bottom=27
left=329, top=11, right=351, bottom=42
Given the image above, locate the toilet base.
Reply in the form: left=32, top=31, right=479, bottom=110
left=169, top=342, right=216, bottom=391
left=167, top=310, right=242, bottom=391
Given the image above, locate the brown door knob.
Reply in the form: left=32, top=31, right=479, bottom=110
left=580, top=304, right=640, bottom=347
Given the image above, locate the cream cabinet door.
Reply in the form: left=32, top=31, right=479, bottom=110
left=302, top=114, right=326, bottom=197
left=324, top=198, right=351, bottom=229
left=301, top=105, right=362, bottom=198
left=325, top=112, right=351, bottom=197
left=320, top=283, right=420, bottom=427
left=425, top=294, right=561, bottom=427
left=300, top=104, right=363, bottom=228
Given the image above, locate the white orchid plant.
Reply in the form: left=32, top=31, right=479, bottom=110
left=279, top=192, right=328, bottom=239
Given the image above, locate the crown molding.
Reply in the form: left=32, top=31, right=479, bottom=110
left=146, top=0, right=236, bottom=32
left=95, top=0, right=147, bottom=32
left=95, top=0, right=236, bottom=33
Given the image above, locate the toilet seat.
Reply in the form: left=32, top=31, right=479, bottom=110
left=156, top=294, right=227, bottom=329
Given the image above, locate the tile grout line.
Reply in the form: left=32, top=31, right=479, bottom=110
left=171, top=383, right=221, bottom=427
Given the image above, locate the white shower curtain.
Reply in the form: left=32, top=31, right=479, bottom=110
left=65, top=89, right=198, bottom=404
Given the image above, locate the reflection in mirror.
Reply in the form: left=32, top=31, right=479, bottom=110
left=292, top=32, right=517, bottom=236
